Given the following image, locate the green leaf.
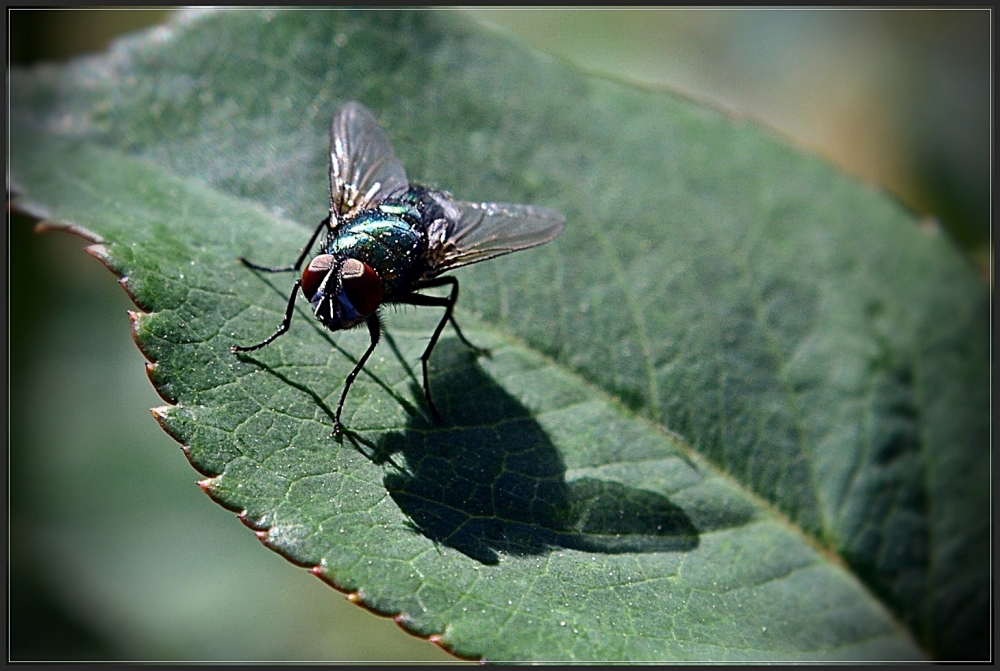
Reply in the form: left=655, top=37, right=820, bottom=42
left=10, top=9, right=987, bottom=662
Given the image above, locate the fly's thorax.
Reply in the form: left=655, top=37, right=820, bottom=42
left=389, top=185, right=461, bottom=228
left=327, top=211, right=426, bottom=298
left=380, top=186, right=462, bottom=279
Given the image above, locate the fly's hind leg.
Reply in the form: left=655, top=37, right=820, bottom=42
left=397, top=275, right=489, bottom=422
left=414, top=276, right=490, bottom=356
left=446, top=314, right=491, bottom=357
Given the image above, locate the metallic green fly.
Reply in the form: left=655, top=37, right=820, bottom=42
left=233, top=102, right=565, bottom=435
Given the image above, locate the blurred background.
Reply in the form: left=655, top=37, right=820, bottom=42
left=9, top=8, right=991, bottom=662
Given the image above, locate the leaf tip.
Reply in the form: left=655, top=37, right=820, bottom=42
left=150, top=405, right=187, bottom=448
left=150, top=405, right=171, bottom=419
left=236, top=510, right=253, bottom=527
left=128, top=311, right=157, bottom=362
left=118, top=274, right=152, bottom=313
left=426, top=633, right=466, bottom=660
left=389, top=614, right=473, bottom=661
left=34, top=220, right=104, bottom=243
left=309, top=565, right=349, bottom=595
left=127, top=309, right=141, bottom=335
left=345, top=590, right=395, bottom=618
left=84, top=243, right=113, bottom=266
left=145, top=361, right=164, bottom=392
left=144, top=363, right=178, bottom=405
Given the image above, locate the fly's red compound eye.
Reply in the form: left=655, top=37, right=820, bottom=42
left=301, top=254, right=335, bottom=299
left=340, top=258, right=384, bottom=315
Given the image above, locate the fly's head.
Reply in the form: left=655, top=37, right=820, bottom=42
left=300, top=255, right=384, bottom=330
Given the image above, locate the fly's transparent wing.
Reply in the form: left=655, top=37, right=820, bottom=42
left=424, top=199, right=565, bottom=276
left=328, top=102, right=409, bottom=227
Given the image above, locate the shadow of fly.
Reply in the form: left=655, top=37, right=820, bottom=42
left=232, top=102, right=565, bottom=436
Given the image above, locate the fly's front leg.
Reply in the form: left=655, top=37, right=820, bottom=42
left=234, top=217, right=327, bottom=350
left=232, top=280, right=302, bottom=352
left=398, top=276, right=488, bottom=422
left=333, top=314, right=382, bottom=437
left=239, top=215, right=330, bottom=272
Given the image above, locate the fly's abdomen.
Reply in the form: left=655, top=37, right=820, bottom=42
left=329, top=213, right=424, bottom=298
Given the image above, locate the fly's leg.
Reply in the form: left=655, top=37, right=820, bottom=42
left=232, top=280, right=302, bottom=352
left=413, top=276, right=490, bottom=356
left=239, top=215, right=330, bottom=272
left=333, top=314, right=382, bottom=437
left=446, top=315, right=491, bottom=357
left=233, top=216, right=325, bottom=379
left=398, top=276, right=488, bottom=422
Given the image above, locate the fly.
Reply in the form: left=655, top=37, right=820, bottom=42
left=232, top=102, right=565, bottom=436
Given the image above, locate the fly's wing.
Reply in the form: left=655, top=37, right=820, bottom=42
left=328, top=102, right=409, bottom=228
left=424, top=198, right=566, bottom=276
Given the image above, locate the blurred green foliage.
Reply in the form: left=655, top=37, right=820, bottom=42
left=468, top=9, right=990, bottom=260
